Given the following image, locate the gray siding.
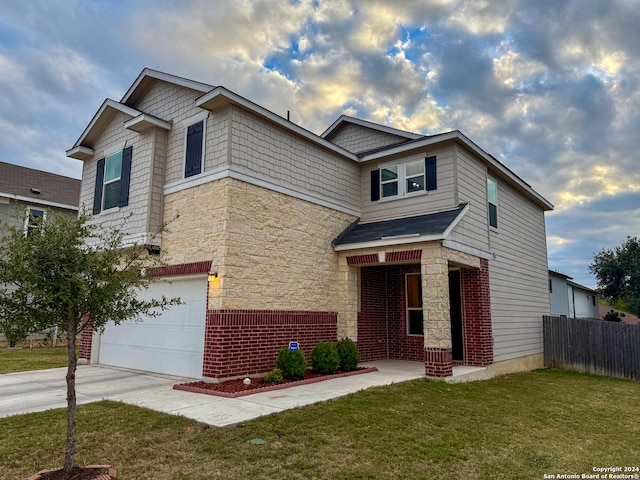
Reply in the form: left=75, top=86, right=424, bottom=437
left=230, top=106, right=360, bottom=212
left=489, top=178, right=550, bottom=362
left=328, top=123, right=409, bottom=154
left=360, top=145, right=456, bottom=223
left=449, top=145, right=490, bottom=251
left=80, top=111, right=152, bottom=234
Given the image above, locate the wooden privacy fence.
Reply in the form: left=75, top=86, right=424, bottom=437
left=543, top=315, right=640, bottom=381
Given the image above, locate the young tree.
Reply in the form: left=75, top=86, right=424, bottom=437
left=0, top=209, right=179, bottom=473
left=589, top=236, right=640, bottom=316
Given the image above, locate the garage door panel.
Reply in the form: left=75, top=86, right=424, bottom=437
left=98, top=277, right=207, bottom=378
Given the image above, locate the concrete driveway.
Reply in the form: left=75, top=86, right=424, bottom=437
left=0, top=362, right=426, bottom=427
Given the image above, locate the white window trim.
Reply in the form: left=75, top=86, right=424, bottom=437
left=377, top=159, right=428, bottom=202
left=487, top=176, right=498, bottom=231
left=182, top=111, right=209, bottom=179
left=406, top=273, right=424, bottom=337
left=102, top=150, right=123, bottom=211
left=24, top=206, right=46, bottom=236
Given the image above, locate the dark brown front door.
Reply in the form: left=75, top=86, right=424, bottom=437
left=449, top=270, right=464, bottom=361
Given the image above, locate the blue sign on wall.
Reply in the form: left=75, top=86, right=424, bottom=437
left=288, top=341, right=299, bottom=351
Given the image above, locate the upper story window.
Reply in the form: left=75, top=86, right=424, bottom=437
left=487, top=177, right=498, bottom=228
left=24, top=207, right=45, bottom=236
left=371, top=156, right=436, bottom=201
left=93, top=145, right=133, bottom=215
left=103, top=150, right=123, bottom=210
left=183, top=111, right=208, bottom=179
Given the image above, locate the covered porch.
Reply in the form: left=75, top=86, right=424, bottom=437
left=333, top=205, right=494, bottom=379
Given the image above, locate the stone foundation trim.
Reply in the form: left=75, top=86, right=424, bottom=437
left=347, top=253, right=379, bottom=266
left=203, top=309, right=338, bottom=380
left=386, top=249, right=422, bottom=262
left=147, top=260, right=213, bottom=278
left=424, top=347, right=453, bottom=377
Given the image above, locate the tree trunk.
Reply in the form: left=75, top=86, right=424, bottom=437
left=63, top=318, right=77, bottom=472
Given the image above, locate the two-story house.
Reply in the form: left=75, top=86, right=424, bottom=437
left=67, top=69, right=553, bottom=381
left=0, top=161, right=81, bottom=346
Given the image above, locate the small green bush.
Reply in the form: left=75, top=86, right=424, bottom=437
left=276, top=348, right=307, bottom=380
left=337, top=338, right=360, bottom=372
left=311, top=342, right=340, bottom=374
left=263, top=368, right=284, bottom=384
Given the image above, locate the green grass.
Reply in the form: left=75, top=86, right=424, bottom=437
left=0, top=345, right=70, bottom=373
left=0, top=369, right=638, bottom=479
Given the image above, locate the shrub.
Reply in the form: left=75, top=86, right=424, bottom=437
left=311, top=342, right=340, bottom=374
left=263, top=368, right=284, bottom=384
left=276, top=348, right=307, bottom=380
left=337, top=338, right=360, bottom=372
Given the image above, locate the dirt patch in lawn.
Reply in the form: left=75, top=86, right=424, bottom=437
left=28, top=465, right=115, bottom=480
left=174, top=367, right=378, bottom=398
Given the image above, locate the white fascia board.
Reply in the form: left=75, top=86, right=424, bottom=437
left=442, top=203, right=469, bottom=238
left=121, top=68, right=213, bottom=104
left=321, top=115, right=423, bottom=140
left=0, top=192, right=79, bottom=211
left=120, top=232, right=162, bottom=248
left=66, top=145, right=95, bottom=160
left=69, top=99, right=142, bottom=149
left=361, top=131, right=554, bottom=211
left=124, top=113, right=172, bottom=133
left=442, top=239, right=493, bottom=261
left=333, top=233, right=445, bottom=252
left=195, top=87, right=359, bottom=162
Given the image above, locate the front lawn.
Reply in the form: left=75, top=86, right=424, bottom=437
left=0, top=369, right=638, bottom=479
left=0, top=345, right=69, bottom=374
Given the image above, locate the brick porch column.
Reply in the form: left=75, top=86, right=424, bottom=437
left=421, top=246, right=453, bottom=377
left=461, top=258, right=493, bottom=366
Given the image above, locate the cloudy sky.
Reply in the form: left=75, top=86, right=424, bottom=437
left=1, top=0, right=638, bottom=288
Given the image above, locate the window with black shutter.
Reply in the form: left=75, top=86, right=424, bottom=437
left=185, top=120, right=204, bottom=178
left=92, top=146, right=132, bottom=214
left=370, top=156, right=437, bottom=202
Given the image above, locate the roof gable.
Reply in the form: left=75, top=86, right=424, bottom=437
left=121, top=68, right=214, bottom=107
left=322, top=115, right=423, bottom=141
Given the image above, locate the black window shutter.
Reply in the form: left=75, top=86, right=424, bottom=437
left=93, top=158, right=105, bottom=214
left=371, top=169, right=380, bottom=201
left=425, top=156, right=437, bottom=191
left=118, top=146, right=133, bottom=207
left=185, top=121, right=203, bottom=177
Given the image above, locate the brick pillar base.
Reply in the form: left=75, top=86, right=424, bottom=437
left=424, top=347, right=453, bottom=377
left=79, top=314, right=93, bottom=361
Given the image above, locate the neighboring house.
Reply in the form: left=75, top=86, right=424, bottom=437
left=0, top=161, right=81, bottom=344
left=66, top=68, right=553, bottom=381
left=549, top=270, right=599, bottom=319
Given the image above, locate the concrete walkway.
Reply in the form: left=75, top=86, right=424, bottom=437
left=0, top=361, right=426, bottom=427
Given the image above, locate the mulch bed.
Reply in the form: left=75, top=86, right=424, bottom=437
left=28, top=465, right=115, bottom=480
left=174, top=367, right=378, bottom=398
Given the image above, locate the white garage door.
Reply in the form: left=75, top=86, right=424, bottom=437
left=98, top=276, right=207, bottom=378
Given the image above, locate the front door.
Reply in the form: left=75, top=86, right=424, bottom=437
left=449, top=270, right=464, bottom=361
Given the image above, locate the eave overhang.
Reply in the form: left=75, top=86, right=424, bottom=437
left=124, top=113, right=172, bottom=133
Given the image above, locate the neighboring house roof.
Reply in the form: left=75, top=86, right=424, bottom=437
left=549, top=269, right=572, bottom=280
left=333, top=203, right=468, bottom=250
left=567, top=279, right=599, bottom=295
left=0, top=161, right=80, bottom=210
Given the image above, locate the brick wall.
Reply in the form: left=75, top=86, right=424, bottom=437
left=357, top=267, right=387, bottom=361
left=202, top=309, right=338, bottom=379
left=357, top=264, right=424, bottom=362
left=386, top=265, right=424, bottom=361
left=461, top=258, right=493, bottom=366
